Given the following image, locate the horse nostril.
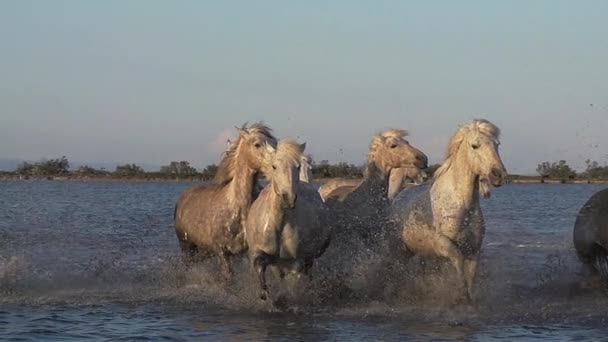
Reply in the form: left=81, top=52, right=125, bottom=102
left=417, top=155, right=429, bottom=167
left=492, top=169, right=503, bottom=180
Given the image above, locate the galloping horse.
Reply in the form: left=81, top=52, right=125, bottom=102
left=326, top=129, right=428, bottom=244
left=391, top=119, right=507, bottom=303
left=174, top=123, right=277, bottom=280
left=246, top=140, right=331, bottom=301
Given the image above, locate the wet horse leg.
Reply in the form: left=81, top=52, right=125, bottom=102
left=303, top=259, right=314, bottom=278
left=179, top=240, right=198, bottom=267
left=218, top=249, right=234, bottom=284
left=385, top=238, right=415, bottom=280
left=253, top=252, right=274, bottom=300
left=431, top=235, right=469, bottom=303
left=271, top=265, right=286, bottom=279
left=463, top=256, right=479, bottom=302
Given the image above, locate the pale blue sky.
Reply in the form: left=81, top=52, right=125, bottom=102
left=1, top=1, right=607, bottom=174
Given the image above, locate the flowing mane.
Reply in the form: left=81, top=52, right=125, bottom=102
left=364, top=129, right=409, bottom=177
left=433, top=119, right=501, bottom=180
left=274, top=139, right=304, bottom=164
left=213, top=122, right=277, bottom=185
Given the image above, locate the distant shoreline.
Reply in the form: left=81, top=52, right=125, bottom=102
left=2, top=173, right=607, bottom=184
left=0, top=174, right=204, bottom=182
left=315, top=177, right=608, bottom=185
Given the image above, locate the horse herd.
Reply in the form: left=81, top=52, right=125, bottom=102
left=173, top=118, right=608, bottom=305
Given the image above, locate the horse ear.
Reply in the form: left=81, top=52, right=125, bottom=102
left=265, top=143, right=276, bottom=154
left=299, top=142, right=307, bottom=153
left=235, top=125, right=248, bottom=136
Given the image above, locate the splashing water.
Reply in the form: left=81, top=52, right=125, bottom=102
left=0, top=181, right=607, bottom=340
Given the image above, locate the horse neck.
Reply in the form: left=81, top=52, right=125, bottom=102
left=387, top=170, right=405, bottom=201
left=260, top=180, right=287, bottom=231
left=226, top=156, right=258, bottom=209
left=432, top=152, right=479, bottom=209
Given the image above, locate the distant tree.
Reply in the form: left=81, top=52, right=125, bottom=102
left=77, top=165, right=106, bottom=176
left=536, top=160, right=577, bottom=179
left=582, top=159, right=608, bottom=179
left=536, top=161, right=551, bottom=177
left=201, top=164, right=218, bottom=181
left=160, top=161, right=197, bottom=176
left=15, top=162, right=34, bottom=175
left=115, top=163, right=145, bottom=177
left=15, top=156, right=69, bottom=176
left=312, top=161, right=362, bottom=178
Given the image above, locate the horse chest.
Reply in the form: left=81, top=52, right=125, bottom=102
left=435, top=208, right=472, bottom=235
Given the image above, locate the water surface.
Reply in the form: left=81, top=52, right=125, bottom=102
left=1, top=181, right=607, bottom=340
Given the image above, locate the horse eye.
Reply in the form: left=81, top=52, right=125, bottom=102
left=254, top=143, right=262, bottom=148
left=390, top=144, right=398, bottom=149
left=472, top=144, right=480, bottom=150
left=272, top=165, right=277, bottom=170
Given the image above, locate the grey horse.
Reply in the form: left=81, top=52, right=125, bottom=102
left=573, top=188, right=608, bottom=282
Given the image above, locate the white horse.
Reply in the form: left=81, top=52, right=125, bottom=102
left=299, top=154, right=314, bottom=183
left=245, top=140, right=331, bottom=301
left=391, top=119, right=507, bottom=303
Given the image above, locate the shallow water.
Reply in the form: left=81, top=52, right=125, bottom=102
left=0, top=181, right=607, bottom=340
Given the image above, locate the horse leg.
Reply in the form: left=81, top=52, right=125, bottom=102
left=218, top=249, right=234, bottom=284
left=303, top=259, right=314, bottom=278
left=271, top=265, right=286, bottom=279
left=463, top=257, right=479, bottom=303
left=253, top=252, right=273, bottom=300
left=431, top=235, right=468, bottom=303
left=385, top=237, right=415, bottom=276
left=179, top=240, right=198, bottom=267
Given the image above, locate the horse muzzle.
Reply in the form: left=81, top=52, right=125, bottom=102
left=415, top=153, right=429, bottom=169
left=489, top=168, right=507, bottom=187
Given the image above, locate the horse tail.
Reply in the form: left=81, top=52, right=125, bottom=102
left=594, top=247, right=608, bottom=283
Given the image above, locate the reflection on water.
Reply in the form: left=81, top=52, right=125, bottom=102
left=0, top=181, right=607, bottom=340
